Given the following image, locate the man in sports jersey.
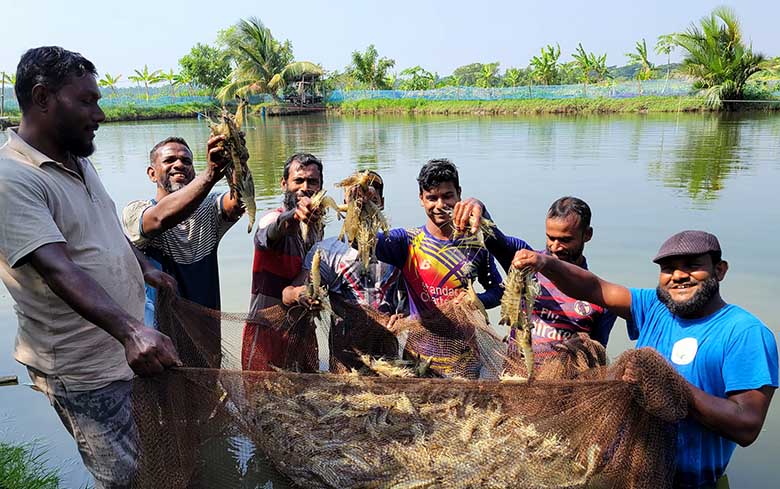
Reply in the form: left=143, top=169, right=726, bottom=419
left=374, top=159, right=503, bottom=378
left=123, top=136, right=245, bottom=324
left=511, top=230, right=778, bottom=488
left=457, top=196, right=617, bottom=365
left=242, top=152, right=324, bottom=371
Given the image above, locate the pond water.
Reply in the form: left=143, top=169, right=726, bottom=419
left=1, top=112, right=779, bottom=487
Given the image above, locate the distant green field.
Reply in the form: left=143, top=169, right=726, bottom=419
left=329, top=96, right=716, bottom=114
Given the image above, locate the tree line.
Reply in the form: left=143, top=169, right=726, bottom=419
left=3, top=7, right=779, bottom=110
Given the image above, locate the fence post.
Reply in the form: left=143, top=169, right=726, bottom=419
left=1, top=72, right=5, bottom=119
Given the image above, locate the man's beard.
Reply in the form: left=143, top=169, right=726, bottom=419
left=160, top=176, right=186, bottom=194
left=656, top=277, right=720, bottom=318
left=57, top=124, right=95, bottom=157
left=283, top=190, right=299, bottom=211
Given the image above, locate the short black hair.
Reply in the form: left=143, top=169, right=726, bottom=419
left=15, top=46, right=98, bottom=112
left=417, top=158, right=460, bottom=194
left=547, top=196, right=592, bottom=230
left=283, top=153, right=323, bottom=181
left=149, top=137, right=191, bottom=164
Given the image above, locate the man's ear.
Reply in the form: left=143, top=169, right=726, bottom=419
left=280, top=177, right=287, bottom=191
left=31, top=84, right=50, bottom=112
left=147, top=165, right=157, bottom=183
left=715, top=260, right=728, bottom=281
left=583, top=226, right=593, bottom=243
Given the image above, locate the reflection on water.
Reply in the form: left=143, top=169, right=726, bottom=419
left=1, top=112, right=779, bottom=488
left=649, top=114, right=751, bottom=203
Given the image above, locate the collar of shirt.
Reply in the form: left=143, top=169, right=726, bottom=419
left=4, top=128, right=86, bottom=178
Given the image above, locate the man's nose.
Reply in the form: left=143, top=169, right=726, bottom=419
left=549, top=240, right=563, bottom=252
left=94, top=105, right=106, bottom=124
left=671, top=268, right=689, bottom=281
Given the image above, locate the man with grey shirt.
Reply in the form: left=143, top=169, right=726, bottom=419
left=0, top=47, right=179, bottom=488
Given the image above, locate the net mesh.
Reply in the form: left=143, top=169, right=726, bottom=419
left=125, top=287, right=692, bottom=488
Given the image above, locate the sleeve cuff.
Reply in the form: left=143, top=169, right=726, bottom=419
left=7, top=235, right=67, bottom=268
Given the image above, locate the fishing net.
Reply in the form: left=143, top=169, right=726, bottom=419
left=123, top=287, right=692, bottom=488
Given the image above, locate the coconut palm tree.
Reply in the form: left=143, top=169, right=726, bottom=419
left=129, top=65, right=163, bottom=101
left=626, top=39, right=654, bottom=95
left=218, top=17, right=322, bottom=102
left=349, top=44, right=395, bottom=90
left=673, top=6, right=765, bottom=108
left=529, top=44, right=561, bottom=85
left=655, top=34, right=676, bottom=93
left=98, top=73, right=122, bottom=97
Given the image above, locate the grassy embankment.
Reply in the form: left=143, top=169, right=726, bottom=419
left=1, top=101, right=219, bottom=127
left=3, top=96, right=779, bottom=128
left=329, top=96, right=717, bottom=115
left=0, top=442, right=60, bottom=489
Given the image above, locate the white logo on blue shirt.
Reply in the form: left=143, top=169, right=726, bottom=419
left=671, top=337, right=699, bottom=365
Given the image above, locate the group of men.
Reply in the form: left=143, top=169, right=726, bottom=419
left=0, top=46, right=776, bottom=489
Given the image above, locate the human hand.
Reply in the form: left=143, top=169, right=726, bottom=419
left=452, top=198, right=485, bottom=234
left=387, top=312, right=406, bottom=331
left=297, top=294, right=322, bottom=311
left=511, top=249, right=550, bottom=273
left=206, top=135, right=230, bottom=175
left=143, top=269, right=178, bottom=292
left=293, top=196, right=319, bottom=223
left=123, top=324, right=181, bottom=376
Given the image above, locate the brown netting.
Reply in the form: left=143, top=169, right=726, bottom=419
left=125, top=287, right=692, bottom=488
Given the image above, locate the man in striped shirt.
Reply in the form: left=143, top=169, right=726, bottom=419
left=123, top=136, right=244, bottom=322
left=242, top=153, right=324, bottom=371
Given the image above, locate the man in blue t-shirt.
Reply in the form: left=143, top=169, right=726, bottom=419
left=511, top=230, right=778, bottom=488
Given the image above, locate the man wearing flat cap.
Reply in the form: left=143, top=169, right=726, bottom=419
left=511, top=230, right=778, bottom=488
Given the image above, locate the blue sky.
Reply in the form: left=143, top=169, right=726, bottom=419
left=2, top=0, right=777, bottom=85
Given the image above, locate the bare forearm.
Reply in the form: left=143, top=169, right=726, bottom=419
left=689, top=385, right=773, bottom=446
left=143, top=171, right=220, bottom=235
left=536, top=256, right=632, bottom=319
left=540, top=258, right=604, bottom=303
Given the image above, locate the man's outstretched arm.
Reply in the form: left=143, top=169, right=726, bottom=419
left=512, top=249, right=632, bottom=320
left=28, top=242, right=180, bottom=375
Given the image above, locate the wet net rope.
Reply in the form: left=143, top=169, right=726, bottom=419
left=124, top=286, right=693, bottom=488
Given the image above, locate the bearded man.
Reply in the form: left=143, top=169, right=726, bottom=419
left=0, top=46, right=179, bottom=488
left=510, top=230, right=778, bottom=488
left=242, top=152, right=324, bottom=371
left=123, top=136, right=244, bottom=323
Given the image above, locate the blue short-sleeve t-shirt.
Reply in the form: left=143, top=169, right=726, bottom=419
left=630, top=288, right=778, bottom=488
